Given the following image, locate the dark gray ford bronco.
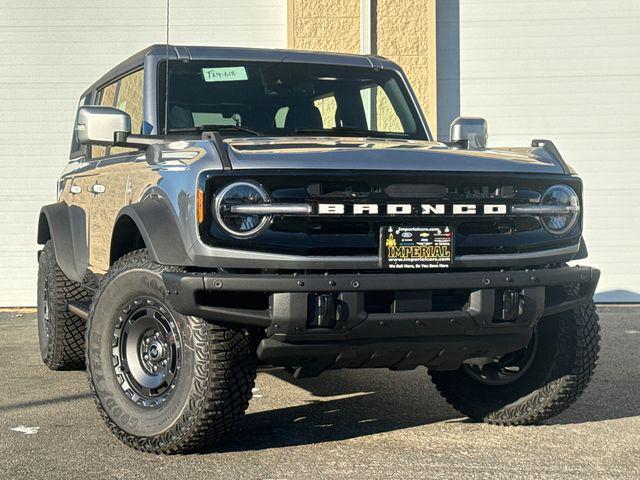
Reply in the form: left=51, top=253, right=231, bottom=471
left=37, top=45, right=600, bottom=453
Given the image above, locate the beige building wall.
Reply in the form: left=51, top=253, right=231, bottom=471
left=287, top=0, right=437, bottom=132
left=377, top=0, right=437, bottom=133
left=288, top=0, right=360, bottom=53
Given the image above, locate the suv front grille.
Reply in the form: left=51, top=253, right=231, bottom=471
left=201, top=171, right=582, bottom=257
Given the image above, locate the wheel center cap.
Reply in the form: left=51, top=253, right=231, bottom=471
left=148, top=341, right=165, bottom=361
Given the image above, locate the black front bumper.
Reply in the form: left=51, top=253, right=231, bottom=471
left=163, top=265, right=599, bottom=374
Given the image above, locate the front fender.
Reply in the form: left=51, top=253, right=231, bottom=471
left=38, top=203, right=88, bottom=283
left=116, top=197, right=194, bottom=267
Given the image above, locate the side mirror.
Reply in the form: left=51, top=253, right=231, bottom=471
left=449, top=116, right=488, bottom=149
left=75, top=106, right=131, bottom=146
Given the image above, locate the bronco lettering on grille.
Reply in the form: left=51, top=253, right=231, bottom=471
left=316, top=203, right=507, bottom=215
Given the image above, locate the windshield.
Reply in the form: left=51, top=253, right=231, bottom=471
left=157, top=60, right=428, bottom=139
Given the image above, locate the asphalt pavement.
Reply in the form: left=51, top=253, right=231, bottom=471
left=0, top=306, right=638, bottom=479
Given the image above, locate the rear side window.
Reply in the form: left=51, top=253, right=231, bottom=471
left=274, top=106, right=289, bottom=128
left=360, top=85, right=405, bottom=133
left=110, top=69, right=144, bottom=155
left=313, top=95, right=337, bottom=128
left=90, top=82, right=118, bottom=159
left=89, top=69, right=144, bottom=159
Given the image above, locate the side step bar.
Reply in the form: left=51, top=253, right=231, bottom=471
left=67, top=301, right=90, bottom=321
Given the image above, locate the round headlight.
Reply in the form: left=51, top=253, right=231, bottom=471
left=540, top=184, right=580, bottom=235
left=213, top=181, right=271, bottom=238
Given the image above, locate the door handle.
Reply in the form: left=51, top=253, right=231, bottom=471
left=90, top=184, right=106, bottom=194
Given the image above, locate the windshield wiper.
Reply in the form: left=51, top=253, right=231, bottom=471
left=166, top=125, right=263, bottom=136
left=294, top=126, right=408, bottom=138
left=204, top=125, right=263, bottom=136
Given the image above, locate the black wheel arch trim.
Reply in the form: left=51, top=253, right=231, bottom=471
left=115, top=198, right=194, bottom=267
left=37, top=203, right=89, bottom=283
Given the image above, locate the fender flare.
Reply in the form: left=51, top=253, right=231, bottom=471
left=115, top=197, right=194, bottom=267
left=37, top=203, right=88, bottom=283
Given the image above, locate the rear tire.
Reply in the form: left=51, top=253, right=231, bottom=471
left=86, top=249, right=257, bottom=453
left=37, top=240, right=91, bottom=370
left=429, top=302, right=600, bottom=425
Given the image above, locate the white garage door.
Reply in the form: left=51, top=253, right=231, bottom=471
left=437, top=0, right=640, bottom=302
left=0, top=0, right=286, bottom=306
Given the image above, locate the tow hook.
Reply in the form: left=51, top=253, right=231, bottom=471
left=499, top=289, right=524, bottom=322
left=312, top=294, right=337, bottom=328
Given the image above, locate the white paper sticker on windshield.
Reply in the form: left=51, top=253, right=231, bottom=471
left=202, top=66, right=248, bottom=82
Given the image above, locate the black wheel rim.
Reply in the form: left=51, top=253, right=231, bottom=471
left=39, top=277, right=53, bottom=356
left=112, top=296, right=181, bottom=408
left=463, top=333, right=538, bottom=386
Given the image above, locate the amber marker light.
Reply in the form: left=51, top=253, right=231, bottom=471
left=197, top=188, right=205, bottom=224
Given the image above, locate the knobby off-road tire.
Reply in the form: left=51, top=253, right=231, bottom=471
left=37, top=240, right=91, bottom=370
left=85, top=249, right=257, bottom=454
left=429, top=302, right=600, bottom=425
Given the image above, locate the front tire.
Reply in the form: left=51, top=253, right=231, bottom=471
left=429, top=302, right=600, bottom=425
left=86, top=250, right=257, bottom=453
left=37, top=241, right=91, bottom=370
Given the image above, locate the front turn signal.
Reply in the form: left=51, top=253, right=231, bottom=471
left=197, top=188, right=204, bottom=224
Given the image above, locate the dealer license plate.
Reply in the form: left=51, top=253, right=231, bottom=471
left=381, top=226, right=454, bottom=269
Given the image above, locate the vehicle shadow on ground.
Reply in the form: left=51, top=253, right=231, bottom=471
left=218, top=368, right=465, bottom=453
left=0, top=392, right=91, bottom=414
left=218, top=357, right=640, bottom=452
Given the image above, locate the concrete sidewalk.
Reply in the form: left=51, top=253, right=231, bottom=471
left=0, top=306, right=638, bottom=479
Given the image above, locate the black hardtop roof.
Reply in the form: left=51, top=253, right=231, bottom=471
left=82, top=44, right=397, bottom=97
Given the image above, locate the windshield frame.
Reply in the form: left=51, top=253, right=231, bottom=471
left=155, top=59, right=431, bottom=141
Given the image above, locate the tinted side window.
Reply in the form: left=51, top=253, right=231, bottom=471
left=313, top=96, right=337, bottom=128
left=274, top=106, right=288, bottom=128
left=91, top=82, right=118, bottom=159
left=89, top=69, right=144, bottom=158
left=110, top=69, right=144, bottom=155
left=360, top=85, right=404, bottom=133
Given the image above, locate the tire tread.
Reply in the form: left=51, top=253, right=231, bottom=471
left=429, top=302, right=600, bottom=425
left=85, top=249, right=256, bottom=454
left=38, top=241, right=90, bottom=370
